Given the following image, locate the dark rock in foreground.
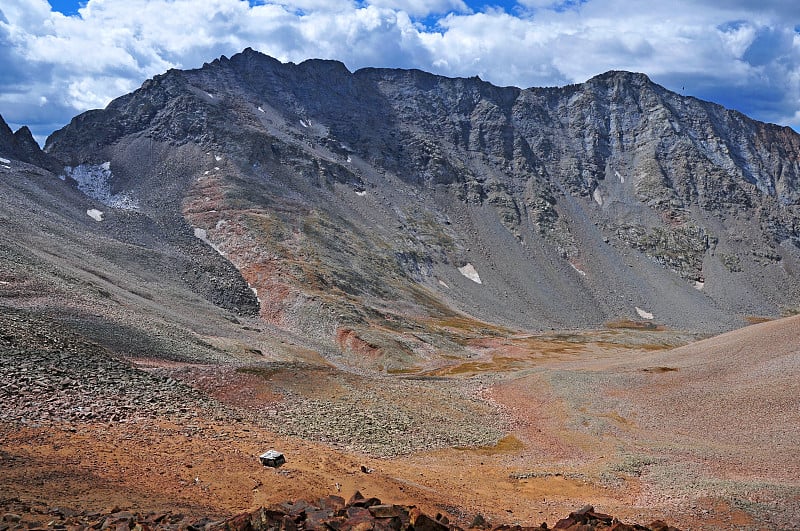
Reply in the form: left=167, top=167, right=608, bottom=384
left=0, top=495, right=683, bottom=531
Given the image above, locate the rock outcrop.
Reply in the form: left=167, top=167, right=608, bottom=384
left=0, top=494, right=682, bottom=531
left=212, top=496, right=682, bottom=531
left=19, top=49, right=800, bottom=364
left=0, top=114, right=57, bottom=170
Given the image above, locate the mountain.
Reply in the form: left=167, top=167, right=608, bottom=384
left=5, top=47, right=800, bottom=369
left=0, top=114, right=57, bottom=170
left=3, top=49, right=800, bottom=529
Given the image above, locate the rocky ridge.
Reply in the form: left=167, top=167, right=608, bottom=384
left=0, top=115, right=57, bottom=171
left=35, top=48, right=800, bottom=369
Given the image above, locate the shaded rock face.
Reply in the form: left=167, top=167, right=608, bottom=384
left=39, top=48, right=800, bottom=363
left=0, top=115, right=57, bottom=170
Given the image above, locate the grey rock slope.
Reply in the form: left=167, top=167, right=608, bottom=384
left=27, top=48, right=800, bottom=365
left=0, top=151, right=264, bottom=360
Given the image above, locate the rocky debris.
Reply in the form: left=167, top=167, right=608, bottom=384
left=0, top=495, right=679, bottom=531
left=169, top=358, right=508, bottom=457
left=262, top=387, right=504, bottom=457
left=548, top=505, right=680, bottom=530
left=0, top=310, right=221, bottom=426
left=0, top=343, right=209, bottom=425
left=0, top=500, right=225, bottom=531
left=208, top=496, right=681, bottom=531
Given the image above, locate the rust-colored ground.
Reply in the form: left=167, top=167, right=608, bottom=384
left=2, top=316, right=798, bottom=530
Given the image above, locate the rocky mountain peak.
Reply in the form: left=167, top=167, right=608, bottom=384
left=2, top=49, right=798, bottom=531
left=587, top=69, right=653, bottom=86
left=0, top=113, right=14, bottom=148
left=35, top=51, right=800, bottom=352
left=0, top=113, right=56, bottom=170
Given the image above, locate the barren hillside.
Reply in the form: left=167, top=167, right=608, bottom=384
left=1, top=50, right=799, bottom=530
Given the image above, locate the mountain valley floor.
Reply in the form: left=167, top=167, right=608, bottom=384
left=2, top=312, right=798, bottom=530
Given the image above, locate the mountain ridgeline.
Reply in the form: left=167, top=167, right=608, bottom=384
left=6, top=48, right=800, bottom=367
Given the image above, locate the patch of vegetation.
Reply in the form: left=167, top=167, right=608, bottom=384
left=641, top=366, right=679, bottom=373
left=744, top=316, right=773, bottom=324
left=510, top=470, right=589, bottom=481
left=719, top=252, right=742, bottom=272
left=609, top=454, right=663, bottom=477
left=605, top=319, right=663, bottom=331
left=236, top=366, right=281, bottom=379
left=752, top=248, right=781, bottom=264
left=461, top=434, right=525, bottom=455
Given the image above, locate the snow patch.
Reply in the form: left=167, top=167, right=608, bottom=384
left=438, top=279, right=450, bottom=289
left=458, top=263, right=482, bottom=284
left=214, top=155, right=222, bottom=162
left=694, top=280, right=705, bottom=290
left=635, top=307, right=654, bottom=320
left=257, top=106, right=265, bottom=113
left=300, top=119, right=310, bottom=128
left=592, top=188, right=604, bottom=206
left=86, top=209, right=104, bottom=222
left=1, top=165, right=9, bottom=170
left=63, top=163, right=138, bottom=209
left=214, top=166, right=220, bottom=171
left=194, top=227, right=225, bottom=256
left=346, top=155, right=352, bottom=163
left=249, top=285, right=261, bottom=303
left=570, top=263, right=587, bottom=276
left=0, top=157, right=10, bottom=164
left=355, top=190, right=367, bottom=197
left=615, top=170, right=624, bottom=183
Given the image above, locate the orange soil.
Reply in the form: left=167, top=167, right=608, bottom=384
left=3, top=317, right=798, bottom=529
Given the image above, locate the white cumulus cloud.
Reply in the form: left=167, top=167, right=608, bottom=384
left=0, top=0, right=798, bottom=144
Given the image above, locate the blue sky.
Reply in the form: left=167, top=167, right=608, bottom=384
left=2, top=0, right=799, bottom=143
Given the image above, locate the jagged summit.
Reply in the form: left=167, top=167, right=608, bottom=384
left=20, top=50, right=800, bottom=364
left=0, top=114, right=55, bottom=169
left=587, top=69, right=653, bottom=84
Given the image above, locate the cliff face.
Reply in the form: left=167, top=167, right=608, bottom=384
left=40, top=48, right=800, bottom=366
left=0, top=115, right=56, bottom=170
